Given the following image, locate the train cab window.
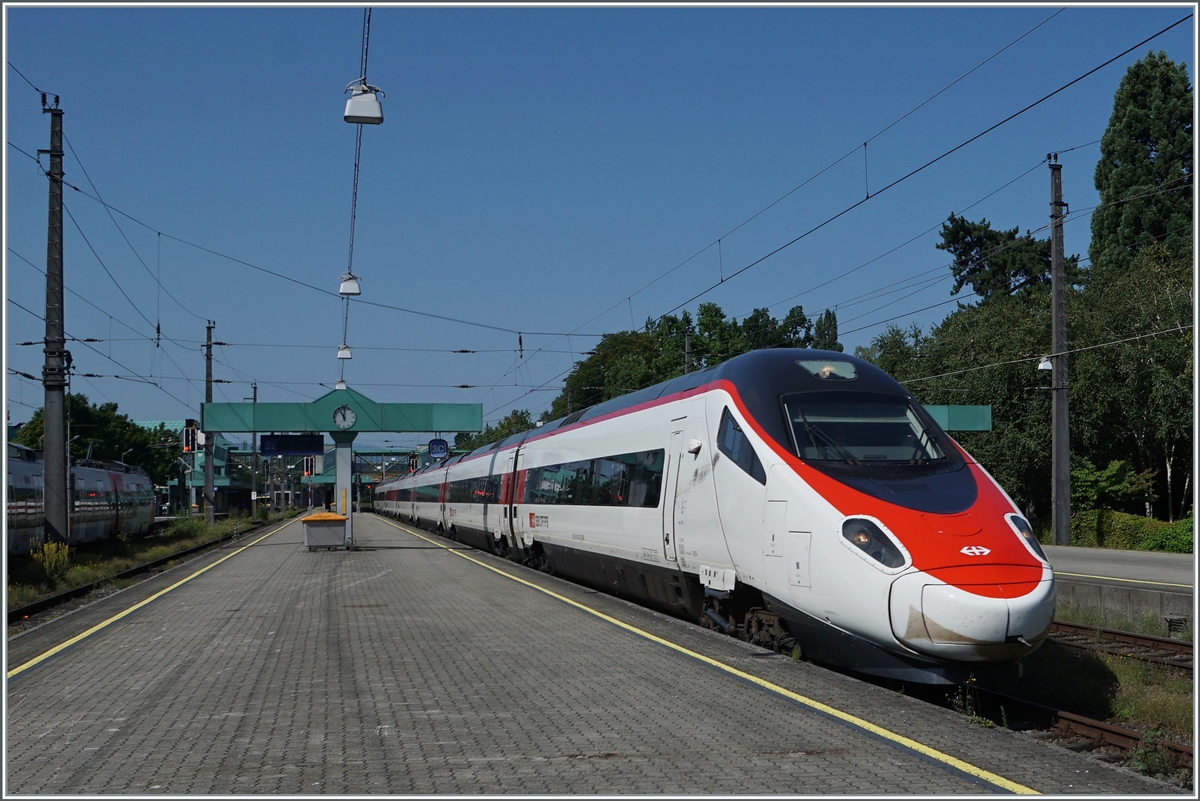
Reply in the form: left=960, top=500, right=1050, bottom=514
left=783, top=391, right=949, bottom=464
left=717, top=408, right=766, bottom=484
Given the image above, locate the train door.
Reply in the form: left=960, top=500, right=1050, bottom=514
left=508, top=447, right=530, bottom=549
left=496, top=448, right=523, bottom=551
left=662, top=430, right=683, bottom=563
left=491, top=462, right=505, bottom=546
left=438, top=468, right=448, bottom=531
left=110, top=472, right=125, bottom=537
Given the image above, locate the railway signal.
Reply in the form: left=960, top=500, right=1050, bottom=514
left=182, top=421, right=198, bottom=454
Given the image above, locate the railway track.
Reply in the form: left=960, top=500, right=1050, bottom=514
left=1047, top=621, right=1193, bottom=671
left=973, top=686, right=1193, bottom=772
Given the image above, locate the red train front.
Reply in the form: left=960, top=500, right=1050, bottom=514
left=708, top=349, right=1054, bottom=683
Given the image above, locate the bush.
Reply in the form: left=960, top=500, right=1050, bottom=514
left=32, top=541, right=71, bottom=581
left=1069, top=509, right=1193, bottom=553
left=164, top=516, right=207, bottom=540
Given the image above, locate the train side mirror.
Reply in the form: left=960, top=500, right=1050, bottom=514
left=687, top=439, right=703, bottom=455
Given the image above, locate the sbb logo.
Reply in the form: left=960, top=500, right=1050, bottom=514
left=960, top=545, right=991, bottom=557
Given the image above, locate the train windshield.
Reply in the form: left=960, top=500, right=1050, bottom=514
left=782, top=391, right=948, bottom=464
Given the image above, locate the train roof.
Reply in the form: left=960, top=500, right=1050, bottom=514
left=393, top=349, right=910, bottom=475
left=75, top=459, right=149, bottom=476
left=537, top=348, right=907, bottom=433
left=8, top=441, right=43, bottom=462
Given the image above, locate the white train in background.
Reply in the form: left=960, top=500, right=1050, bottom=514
left=7, top=441, right=155, bottom=554
left=375, top=349, right=1055, bottom=684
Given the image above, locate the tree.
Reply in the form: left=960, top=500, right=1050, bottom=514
left=936, top=213, right=1079, bottom=301
left=1090, top=51, right=1193, bottom=282
left=779, top=305, right=814, bottom=348
left=13, top=394, right=181, bottom=485
left=454, top=409, right=536, bottom=452
left=812, top=309, right=843, bottom=352
left=1069, top=242, right=1193, bottom=520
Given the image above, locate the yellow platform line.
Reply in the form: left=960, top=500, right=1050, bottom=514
left=377, top=516, right=1038, bottom=795
left=7, top=519, right=296, bottom=680
left=1056, top=571, right=1192, bottom=589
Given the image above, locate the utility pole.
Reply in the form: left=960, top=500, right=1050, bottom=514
left=204, top=321, right=216, bottom=527
left=40, top=95, right=70, bottom=545
left=1049, top=158, right=1071, bottom=546
left=684, top=329, right=692, bottom=374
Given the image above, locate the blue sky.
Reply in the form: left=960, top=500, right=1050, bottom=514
left=4, top=4, right=1195, bottom=452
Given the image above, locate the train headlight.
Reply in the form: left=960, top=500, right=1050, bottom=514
left=1006, top=514, right=1047, bottom=562
left=842, top=518, right=906, bottom=569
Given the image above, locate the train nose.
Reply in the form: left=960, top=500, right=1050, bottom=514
left=888, top=566, right=1055, bottom=662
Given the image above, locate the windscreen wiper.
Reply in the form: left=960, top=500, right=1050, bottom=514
left=801, top=420, right=859, bottom=465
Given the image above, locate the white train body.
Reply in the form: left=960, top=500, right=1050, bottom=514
left=376, top=349, right=1055, bottom=683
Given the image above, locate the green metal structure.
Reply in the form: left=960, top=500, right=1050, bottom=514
left=201, top=387, right=483, bottom=434
left=925, top=405, right=992, bottom=432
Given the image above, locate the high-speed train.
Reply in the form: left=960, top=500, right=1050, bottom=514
left=375, top=349, right=1055, bottom=683
left=6, top=441, right=155, bottom=555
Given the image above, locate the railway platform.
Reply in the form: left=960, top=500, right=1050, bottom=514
left=5, top=514, right=1182, bottom=795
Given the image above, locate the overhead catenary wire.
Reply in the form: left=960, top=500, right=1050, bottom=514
left=654, top=12, right=1193, bottom=322
left=478, top=14, right=1190, bottom=405
left=9, top=14, right=1190, bottom=424
left=27, top=171, right=604, bottom=338
left=62, top=132, right=205, bottom=322
left=901, top=324, right=1193, bottom=386
left=6, top=296, right=196, bottom=412
left=557, top=9, right=1071, bottom=343
left=721, top=164, right=1192, bottom=347
left=836, top=178, right=1194, bottom=336
left=8, top=243, right=210, bottom=399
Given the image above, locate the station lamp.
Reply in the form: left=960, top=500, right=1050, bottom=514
left=337, top=344, right=353, bottom=360
left=1037, top=356, right=1053, bottom=371
left=344, top=81, right=385, bottom=124
left=339, top=271, right=362, bottom=296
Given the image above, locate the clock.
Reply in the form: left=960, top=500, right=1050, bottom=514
left=333, top=405, right=357, bottom=430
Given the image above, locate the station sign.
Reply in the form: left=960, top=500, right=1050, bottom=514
left=428, top=438, right=449, bottom=459
left=261, top=434, right=325, bottom=457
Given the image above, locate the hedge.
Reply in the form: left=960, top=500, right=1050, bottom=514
left=1051, top=509, right=1194, bottom=553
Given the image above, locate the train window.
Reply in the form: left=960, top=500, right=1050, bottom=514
left=717, top=408, right=767, bottom=484
left=796, top=359, right=857, bottom=380
left=591, top=458, right=627, bottom=506
left=783, top=391, right=948, bottom=464
left=523, top=449, right=663, bottom=508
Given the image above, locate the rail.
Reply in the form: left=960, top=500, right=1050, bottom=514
left=1048, top=621, right=1193, bottom=672
left=975, top=686, right=1193, bottom=769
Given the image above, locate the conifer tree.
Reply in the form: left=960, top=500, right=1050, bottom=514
left=1090, top=51, right=1193, bottom=279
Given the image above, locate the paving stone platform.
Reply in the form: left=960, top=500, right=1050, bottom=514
left=5, top=514, right=1182, bottom=795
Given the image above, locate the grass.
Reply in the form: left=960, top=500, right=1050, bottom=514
left=6, top=509, right=300, bottom=609
left=1104, top=655, right=1194, bottom=743
left=976, top=640, right=1193, bottom=744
